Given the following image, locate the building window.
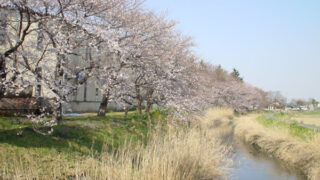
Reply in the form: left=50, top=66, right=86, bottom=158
left=95, top=88, right=99, bottom=101
left=37, top=24, right=44, bottom=50
left=83, top=82, right=87, bottom=102
left=73, top=88, right=78, bottom=101
left=0, top=11, right=7, bottom=45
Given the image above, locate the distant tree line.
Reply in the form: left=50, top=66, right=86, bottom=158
left=266, top=91, right=319, bottom=109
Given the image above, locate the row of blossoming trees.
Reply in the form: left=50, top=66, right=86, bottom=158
left=0, top=0, right=267, bottom=124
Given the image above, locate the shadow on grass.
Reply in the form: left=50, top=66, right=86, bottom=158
left=0, top=112, right=158, bottom=155
left=0, top=125, right=102, bottom=155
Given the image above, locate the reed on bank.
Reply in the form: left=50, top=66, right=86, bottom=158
left=234, top=114, right=320, bottom=180
left=0, top=108, right=233, bottom=179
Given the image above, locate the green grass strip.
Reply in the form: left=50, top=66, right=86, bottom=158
left=257, top=115, right=319, bottom=141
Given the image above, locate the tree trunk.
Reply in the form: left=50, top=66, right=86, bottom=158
left=124, top=108, right=128, bottom=118
left=145, top=100, right=153, bottom=114
left=144, top=88, right=154, bottom=114
left=54, top=54, right=64, bottom=123
left=56, top=102, right=63, bottom=123
left=98, top=94, right=109, bottom=116
left=136, top=99, right=142, bottom=115
left=0, top=56, right=6, bottom=98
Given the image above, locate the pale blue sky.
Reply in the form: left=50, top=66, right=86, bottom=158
left=145, top=0, right=320, bottom=101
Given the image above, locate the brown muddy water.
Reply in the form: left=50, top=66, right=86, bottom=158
left=230, top=141, right=307, bottom=180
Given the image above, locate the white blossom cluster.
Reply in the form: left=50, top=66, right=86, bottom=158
left=0, top=0, right=266, bottom=126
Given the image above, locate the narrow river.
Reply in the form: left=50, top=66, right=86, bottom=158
left=230, top=141, right=307, bottom=180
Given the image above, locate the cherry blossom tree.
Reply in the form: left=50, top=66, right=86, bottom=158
left=0, top=0, right=267, bottom=127
left=0, top=0, right=143, bottom=121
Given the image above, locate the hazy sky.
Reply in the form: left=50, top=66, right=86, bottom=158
left=145, top=0, right=320, bottom=101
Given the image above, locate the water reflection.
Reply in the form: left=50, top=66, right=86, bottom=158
left=231, top=141, right=306, bottom=180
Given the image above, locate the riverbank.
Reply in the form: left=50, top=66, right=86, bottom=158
left=231, top=140, right=305, bottom=180
left=272, top=111, right=320, bottom=128
left=234, top=114, right=320, bottom=179
left=0, top=108, right=233, bottom=179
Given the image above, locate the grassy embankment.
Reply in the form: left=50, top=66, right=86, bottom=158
left=0, top=108, right=233, bottom=180
left=274, top=111, right=320, bottom=127
left=234, top=113, right=320, bottom=180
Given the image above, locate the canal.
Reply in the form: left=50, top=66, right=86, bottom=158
left=230, top=141, right=306, bottom=180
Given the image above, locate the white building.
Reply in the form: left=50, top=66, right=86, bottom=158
left=0, top=7, right=119, bottom=113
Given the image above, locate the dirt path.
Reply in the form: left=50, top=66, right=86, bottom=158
left=265, top=113, right=320, bottom=131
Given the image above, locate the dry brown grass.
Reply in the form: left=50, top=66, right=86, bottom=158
left=277, top=111, right=320, bottom=127
left=234, top=114, right=320, bottom=180
left=0, top=108, right=234, bottom=180
left=295, top=116, right=320, bottom=127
